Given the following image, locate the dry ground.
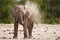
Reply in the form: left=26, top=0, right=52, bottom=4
left=0, top=24, right=60, bottom=40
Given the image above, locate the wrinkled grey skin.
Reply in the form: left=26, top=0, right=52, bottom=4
left=11, top=5, right=34, bottom=39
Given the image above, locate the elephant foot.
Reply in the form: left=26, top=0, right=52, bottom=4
left=23, top=37, right=27, bottom=39
left=24, top=35, right=27, bottom=39
left=28, top=36, right=33, bottom=39
left=13, top=36, right=17, bottom=39
left=24, top=36, right=27, bottom=39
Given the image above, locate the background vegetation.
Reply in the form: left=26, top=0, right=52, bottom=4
left=0, top=0, right=17, bottom=23
left=40, top=0, right=60, bottom=24
left=30, top=0, right=60, bottom=24
left=0, top=0, right=60, bottom=24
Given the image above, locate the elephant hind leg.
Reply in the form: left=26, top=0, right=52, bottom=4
left=13, top=19, right=18, bottom=39
left=27, top=22, right=34, bottom=39
left=23, top=25, right=27, bottom=39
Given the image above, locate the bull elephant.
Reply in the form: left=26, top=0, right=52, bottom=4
left=11, top=4, right=34, bottom=39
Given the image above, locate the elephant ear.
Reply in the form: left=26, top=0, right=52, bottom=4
left=11, top=5, right=17, bottom=18
left=11, top=5, right=20, bottom=18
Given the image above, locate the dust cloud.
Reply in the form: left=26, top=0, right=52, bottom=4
left=25, top=0, right=41, bottom=23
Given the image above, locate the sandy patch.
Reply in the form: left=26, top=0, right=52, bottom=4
left=0, top=24, right=60, bottom=40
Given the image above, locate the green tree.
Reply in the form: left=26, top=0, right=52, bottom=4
left=0, top=0, right=17, bottom=23
left=18, top=0, right=27, bottom=5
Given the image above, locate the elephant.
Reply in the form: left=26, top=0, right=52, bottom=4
left=11, top=4, right=34, bottom=39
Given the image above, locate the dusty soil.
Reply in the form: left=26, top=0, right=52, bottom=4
left=0, top=24, right=60, bottom=40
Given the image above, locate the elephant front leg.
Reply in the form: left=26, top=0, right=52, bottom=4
left=23, top=26, right=27, bottom=39
left=28, top=22, right=34, bottom=39
left=23, top=18, right=28, bottom=39
left=13, top=19, right=18, bottom=39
